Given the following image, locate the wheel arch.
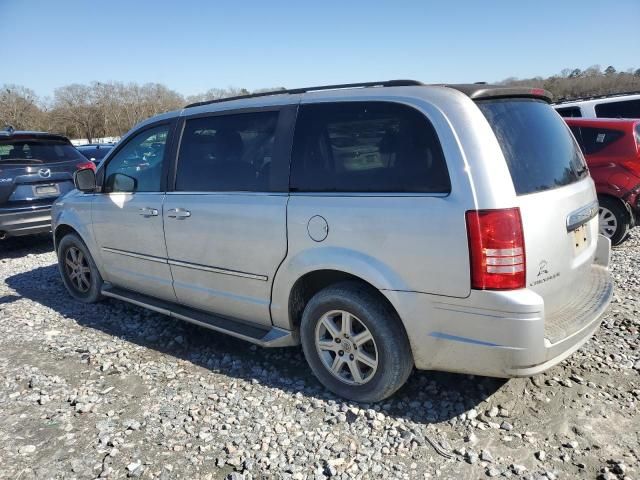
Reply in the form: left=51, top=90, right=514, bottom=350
left=598, top=193, right=633, bottom=221
left=270, top=247, right=409, bottom=331
left=53, top=221, right=106, bottom=279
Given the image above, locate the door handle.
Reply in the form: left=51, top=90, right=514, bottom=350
left=139, top=207, right=159, bottom=217
left=167, top=208, right=191, bottom=219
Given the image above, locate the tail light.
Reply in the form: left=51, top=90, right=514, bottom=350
left=466, top=208, right=526, bottom=290
left=76, top=161, right=96, bottom=172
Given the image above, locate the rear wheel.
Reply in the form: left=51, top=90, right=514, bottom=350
left=57, top=233, right=104, bottom=303
left=598, top=196, right=630, bottom=246
left=300, top=281, right=413, bottom=402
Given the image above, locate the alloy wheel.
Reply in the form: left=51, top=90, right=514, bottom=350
left=64, top=246, right=91, bottom=293
left=314, top=310, right=378, bottom=385
left=599, top=206, right=617, bottom=238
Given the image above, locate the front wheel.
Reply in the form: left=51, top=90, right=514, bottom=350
left=598, top=196, right=630, bottom=246
left=300, top=281, right=414, bottom=402
left=57, top=233, right=104, bottom=303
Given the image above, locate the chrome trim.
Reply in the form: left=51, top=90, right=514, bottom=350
left=168, top=259, right=268, bottom=281
left=101, top=247, right=168, bottom=264
left=101, top=248, right=268, bottom=281
left=566, top=201, right=599, bottom=231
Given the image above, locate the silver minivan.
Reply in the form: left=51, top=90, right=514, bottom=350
left=52, top=81, right=613, bottom=402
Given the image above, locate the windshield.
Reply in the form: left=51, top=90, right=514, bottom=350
left=0, top=139, right=84, bottom=164
left=477, top=98, right=589, bottom=195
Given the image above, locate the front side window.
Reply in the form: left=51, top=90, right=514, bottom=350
left=176, top=111, right=278, bottom=192
left=290, top=102, right=450, bottom=193
left=104, top=125, right=169, bottom=193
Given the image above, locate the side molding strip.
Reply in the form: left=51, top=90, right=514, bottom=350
left=101, top=247, right=267, bottom=281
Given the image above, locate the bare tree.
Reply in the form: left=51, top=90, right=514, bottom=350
left=0, top=84, right=42, bottom=130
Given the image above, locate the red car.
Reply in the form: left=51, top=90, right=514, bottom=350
left=565, top=118, right=640, bottom=245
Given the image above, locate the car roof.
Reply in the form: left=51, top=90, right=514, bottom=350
left=132, top=80, right=553, bottom=134
left=183, top=80, right=552, bottom=109
left=76, top=144, right=115, bottom=148
left=554, top=92, right=640, bottom=107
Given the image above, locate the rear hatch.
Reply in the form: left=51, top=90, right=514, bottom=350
left=477, top=99, right=599, bottom=316
left=0, top=137, right=82, bottom=208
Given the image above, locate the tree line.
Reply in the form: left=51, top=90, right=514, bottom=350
left=0, top=82, right=283, bottom=142
left=499, top=65, right=640, bottom=101
left=1, top=65, right=639, bottom=141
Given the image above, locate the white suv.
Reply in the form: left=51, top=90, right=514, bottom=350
left=555, top=92, right=640, bottom=118
left=53, top=81, right=613, bottom=402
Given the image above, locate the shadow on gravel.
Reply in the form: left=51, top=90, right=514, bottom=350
left=5, top=264, right=506, bottom=423
left=0, top=234, right=54, bottom=259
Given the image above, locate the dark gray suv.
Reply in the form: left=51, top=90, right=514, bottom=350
left=0, top=128, right=86, bottom=239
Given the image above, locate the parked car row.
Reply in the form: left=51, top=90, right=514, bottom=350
left=52, top=81, right=614, bottom=402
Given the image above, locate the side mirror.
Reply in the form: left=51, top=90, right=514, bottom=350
left=107, top=173, right=137, bottom=193
left=74, top=168, right=97, bottom=192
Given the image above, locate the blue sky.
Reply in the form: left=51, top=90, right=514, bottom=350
left=2, top=0, right=639, bottom=97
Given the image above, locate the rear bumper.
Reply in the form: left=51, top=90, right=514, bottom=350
left=385, top=236, right=613, bottom=378
left=0, top=204, right=53, bottom=237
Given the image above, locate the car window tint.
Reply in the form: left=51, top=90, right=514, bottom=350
left=0, top=139, right=84, bottom=164
left=556, top=106, right=582, bottom=118
left=290, top=102, right=450, bottom=193
left=104, top=125, right=169, bottom=193
left=176, top=112, right=278, bottom=192
left=595, top=99, right=640, bottom=119
left=575, top=127, right=625, bottom=155
left=478, top=99, right=588, bottom=195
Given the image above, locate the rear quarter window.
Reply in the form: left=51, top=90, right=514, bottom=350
left=290, top=102, right=450, bottom=193
left=478, top=99, right=588, bottom=195
left=571, top=126, right=625, bottom=155
left=556, top=106, right=582, bottom=118
left=595, top=99, right=640, bottom=119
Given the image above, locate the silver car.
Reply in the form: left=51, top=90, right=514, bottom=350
left=52, top=80, right=613, bottom=402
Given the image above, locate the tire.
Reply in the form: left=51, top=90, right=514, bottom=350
left=598, top=196, right=630, bottom=247
left=57, top=233, right=104, bottom=303
left=300, top=281, right=414, bottom=403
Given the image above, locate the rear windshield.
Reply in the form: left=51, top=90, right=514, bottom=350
left=78, top=146, right=113, bottom=160
left=478, top=99, right=588, bottom=195
left=0, top=139, right=84, bottom=164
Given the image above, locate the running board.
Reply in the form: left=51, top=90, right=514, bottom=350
left=101, top=285, right=298, bottom=348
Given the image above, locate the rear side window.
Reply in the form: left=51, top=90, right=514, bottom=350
left=556, top=106, right=582, bottom=118
left=0, top=139, right=84, bottom=164
left=571, top=126, right=625, bottom=155
left=595, top=99, right=640, bottom=119
left=176, top=111, right=278, bottom=192
left=478, top=99, right=588, bottom=195
left=290, top=102, right=450, bottom=193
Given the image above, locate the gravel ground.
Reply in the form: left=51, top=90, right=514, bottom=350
left=0, top=233, right=638, bottom=480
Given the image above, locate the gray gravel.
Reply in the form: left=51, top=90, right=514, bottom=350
left=0, top=233, right=638, bottom=479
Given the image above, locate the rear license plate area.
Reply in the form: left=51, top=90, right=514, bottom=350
left=33, top=183, right=60, bottom=197
left=573, top=224, right=588, bottom=254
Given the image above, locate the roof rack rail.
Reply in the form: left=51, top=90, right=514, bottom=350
left=184, top=79, right=424, bottom=108
left=554, top=90, right=640, bottom=104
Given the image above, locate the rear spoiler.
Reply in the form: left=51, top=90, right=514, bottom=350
left=444, top=84, right=553, bottom=103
